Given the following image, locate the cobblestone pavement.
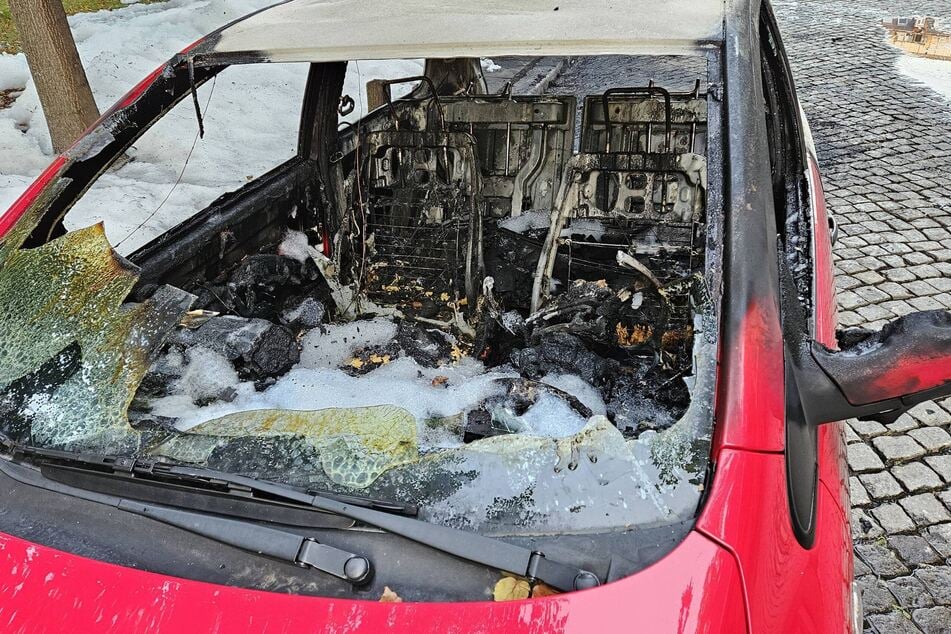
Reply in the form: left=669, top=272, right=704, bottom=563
left=776, top=2, right=951, bottom=632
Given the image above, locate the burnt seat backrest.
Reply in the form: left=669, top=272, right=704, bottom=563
left=360, top=128, right=484, bottom=305
left=440, top=95, right=576, bottom=219
left=581, top=87, right=708, bottom=156
left=530, top=88, right=708, bottom=313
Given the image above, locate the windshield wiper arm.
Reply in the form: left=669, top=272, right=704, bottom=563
left=0, top=453, right=372, bottom=585
left=7, top=442, right=602, bottom=591
left=156, top=463, right=602, bottom=592
left=119, top=499, right=372, bottom=584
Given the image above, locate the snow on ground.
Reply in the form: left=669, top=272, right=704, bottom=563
left=896, top=54, right=951, bottom=104
left=0, top=0, right=422, bottom=253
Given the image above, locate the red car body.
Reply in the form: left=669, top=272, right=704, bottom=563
left=0, top=88, right=852, bottom=634
left=4, top=0, right=921, bottom=631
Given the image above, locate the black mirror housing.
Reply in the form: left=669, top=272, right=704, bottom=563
left=792, top=310, right=951, bottom=425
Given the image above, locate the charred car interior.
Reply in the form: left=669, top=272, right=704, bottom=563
left=0, top=54, right=723, bottom=600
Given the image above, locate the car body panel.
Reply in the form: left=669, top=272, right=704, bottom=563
left=806, top=150, right=852, bottom=522
left=696, top=448, right=852, bottom=633
left=0, top=531, right=746, bottom=633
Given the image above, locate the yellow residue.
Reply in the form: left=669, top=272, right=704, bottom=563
left=615, top=322, right=653, bottom=346
left=661, top=326, right=694, bottom=348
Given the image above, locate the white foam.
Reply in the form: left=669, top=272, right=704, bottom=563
left=564, top=218, right=607, bottom=240
left=153, top=355, right=510, bottom=438
left=499, top=210, right=550, bottom=234
left=174, top=346, right=239, bottom=404
left=498, top=212, right=606, bottom=241
left=539, top=372, right=607, bottom=415
left=277, top=229, right=321, bottom=262
left=298, top=318, right=399, bottom=369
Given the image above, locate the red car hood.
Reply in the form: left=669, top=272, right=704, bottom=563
left=0, top=529, right=746, bottom=633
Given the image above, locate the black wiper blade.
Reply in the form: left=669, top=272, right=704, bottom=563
left=40, top=463, right=355, bottom=530
left=9, top=443, right=416, bottom=517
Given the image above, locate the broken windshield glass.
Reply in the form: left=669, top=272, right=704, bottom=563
left=0, top=54, right=718, bottom=540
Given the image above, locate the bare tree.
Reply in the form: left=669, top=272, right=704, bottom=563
left=8, top=0, right=100, bottom=153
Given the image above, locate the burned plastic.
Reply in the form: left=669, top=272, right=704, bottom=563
left=170, top=315, right=300, bottom=379
left=791, top=310, right=951, bottom=425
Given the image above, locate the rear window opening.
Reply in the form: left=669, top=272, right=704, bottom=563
left=1, top=54, right=721, bottom=593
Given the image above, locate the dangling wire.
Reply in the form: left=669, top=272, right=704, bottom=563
left=114, top=75, right=218, bottom=250
left=353, top=61, right=368, bottom=295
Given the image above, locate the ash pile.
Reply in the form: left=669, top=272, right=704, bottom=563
left=130, top=221, right=706, bottom=445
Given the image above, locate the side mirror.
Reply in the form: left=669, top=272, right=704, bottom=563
left=792, top=310, right=951, bottom=424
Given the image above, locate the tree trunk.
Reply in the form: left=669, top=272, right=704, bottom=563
left=8, top=0, right=100, bottom=153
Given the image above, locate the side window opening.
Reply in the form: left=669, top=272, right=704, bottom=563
left=338, top=60, right=425, bottom=124
left=760, top=2, right=821, bottom=549
left=759, top=5, right=812, bottom=309
left=63, top=63, right=310, bottom=255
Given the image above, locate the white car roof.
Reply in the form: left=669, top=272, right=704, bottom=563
left=203, top=0, right=726, bottom=63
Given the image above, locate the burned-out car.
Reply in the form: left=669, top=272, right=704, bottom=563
left=0, top=0, right=949, bottom=631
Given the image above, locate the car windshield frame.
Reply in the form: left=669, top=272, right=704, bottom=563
left=0, top=49, right=726, bottom=544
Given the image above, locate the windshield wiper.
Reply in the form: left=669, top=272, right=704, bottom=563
left=161, top=465, right=601, bottom=591
left=9, top=442, right=417, bottom=516
left=6, top=442, right=603, bottom=591
left=0, top=450, right=373, bottom=584
left=119, top=498, right=372, bottom=584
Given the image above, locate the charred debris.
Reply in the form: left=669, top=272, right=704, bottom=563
left=129, top=68, right=713, bottom=446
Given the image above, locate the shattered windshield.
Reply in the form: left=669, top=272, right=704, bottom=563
left=0, top=55, right=718, bottom=537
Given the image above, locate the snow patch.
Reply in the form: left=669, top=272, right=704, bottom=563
left=0, top=54, right=29, bottom=92
left=896, top=54, right=951, bottom=103
left=481, top=58, right=502, bottom=73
